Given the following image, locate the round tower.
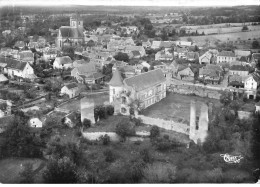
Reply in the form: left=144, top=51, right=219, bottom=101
left=108, top=69, right=124, bottom=103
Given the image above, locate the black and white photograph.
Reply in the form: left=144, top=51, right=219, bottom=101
left=0, top=0, right=260, bottom=184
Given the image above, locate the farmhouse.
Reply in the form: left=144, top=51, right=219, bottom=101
left=217, top=51, right=236, bottom=64
left=199, top=52, right=212, bottom=64
left=29, top=117, right=43, bottom=128
left=177, top=66, right=194, bottom=81
left=3, top=58, right=36, bottom=80
left=61, top=82, right=79, bottom=98
left=109, top=69, right=167, bottom=115
left=53, top=56, right=73, bottom=69
left=244, top=73, right=260, bottom=99
left=229, top=65, right=249, bottom=77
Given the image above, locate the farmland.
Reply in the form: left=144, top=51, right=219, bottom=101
left=180, top=30, right=260, bottom=43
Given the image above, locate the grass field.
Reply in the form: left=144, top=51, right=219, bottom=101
left=57, top=97, right=81, bottom=112
left=181, top=30, right=260, bottom=43
left=0, top=158, right=45, bottom=183
left=142, top=93, right=221, bottom=123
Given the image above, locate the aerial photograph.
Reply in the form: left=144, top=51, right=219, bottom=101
left=0, top=0, right=260, bottom=184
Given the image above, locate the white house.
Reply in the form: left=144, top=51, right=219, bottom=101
left=4, top=58, right=36, bottom=80
left=61, top=82, right=79, bottom=98
left=29, top=118, right=43, bottom=128
left=53, top=56, right=73, bottom=69
left=217, top=51, right=236, bottom=64
left=199, top=52, right=212, bottom=64
left=244, top=73, right=260, bottom=99
left=141, top=61, right=151, bottom=69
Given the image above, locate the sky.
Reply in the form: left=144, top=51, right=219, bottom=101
left=0, top=0, right=259, bottom=7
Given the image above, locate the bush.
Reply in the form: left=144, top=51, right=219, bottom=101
left=82, top=118, right=91, bottom=129
left=115, top=119, right=135, bottom=140
left=99, top=134, right=111, bottom=145
left=131, top=117, right=143, bottom=126
left=103, top=149, right=116, bottom=162
left=75, top=129, right=82, bottom=137
left=150, top=126, right=160, bottom=139
left=106, top=105, right=114, bottom=116
left=140, top=148, right=152, bottom=163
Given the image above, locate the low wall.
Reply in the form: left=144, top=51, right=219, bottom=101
left=168, top=84, right=222, bottom=99
left=82, top=132, right=120, bottom=142
left=237, top=111, right=252, bottom=120
left=82, top=131, right=150, bottom=142
left=137, top=115, right=189, bottom=135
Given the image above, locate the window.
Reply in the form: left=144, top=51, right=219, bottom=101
left=113, top=89, right=115, bottom=94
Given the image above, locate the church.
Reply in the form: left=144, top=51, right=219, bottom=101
left=56, top=14, right=84, bottom=49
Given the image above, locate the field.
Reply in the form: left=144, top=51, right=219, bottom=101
left=57, top=97, right=81, bottom=112
left=180, top=30, right=260, bottom=43
left=142, top=93, right=221, bottom=123
left=0, top=158, right=45, bottom=183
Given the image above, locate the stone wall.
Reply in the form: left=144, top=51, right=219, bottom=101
left=137, top=115, right=189, bottom=135
left=168, top=84, right=222, bottom=99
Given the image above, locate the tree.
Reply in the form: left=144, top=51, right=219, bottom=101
left=220, top=91, right=233, bottom=106
left=114, top=52, right=129, bottom=62
left=43, top=157, right=77, bottom=183
left=82, top=118, right=91, bottom=129
left=150, top=126, right=160, bottom=139
left=19, top=162, right=34, bottom=183
left=103, top=149, right=116, bottom=162
left=252, top=40, right=259, bottom=49
left=62, top=46, right=75, bottom=59
left=106, top=105, right=114, bottom=116
left=86, top=40, right=95, bottom=48
left=242, top=25, right=249, bottom=31
left=143, top=67, right=148, bottom=72
left=115, top=119, right=135, bottom=141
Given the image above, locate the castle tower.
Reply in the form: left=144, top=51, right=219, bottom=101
left=197, top=103, right=209, bottom=144
left=108, top=69, right=124, bottom=104
left=189, top=100, right=196, bottom=142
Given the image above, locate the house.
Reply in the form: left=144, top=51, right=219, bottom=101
left=124, top=46, right=146, bottom=57
left=175, top=41, right=192, bottom=47
left=84, top=34, right=98, bottom=43
left=43, top=48, right=58, bottom=62
left=3, top=58, right=36, bottom=80
left=29, top=117, right=43, bottom=128
left=71, top=62, right=104, bottom=84
left=244, top=72, right=260, bottom=99
left=0, top=99, right=12, bottom=118
left=234, top=50, right=251, bottom=59
left=155, top=51, right=173, bottom=61
left=151, top=41, right=162, bottom=49
left=199, top=68, right=221, bottom=84
left=175, top=47, right=188, bottom=59
left=177, top=66, right=194, bottom=80
left=109, top=69, right=167, bottom=114
left=141, top=61, right=151, bottom=69
left=0, top=47, right=12, bottom=57
left=14, top=41, right=26, bottom=49
left=17, top=51, right=34, bottom=64
left=142, top=40, right=151, bottom=48
left=251, top=53, right=260, bottom=64
left=95, top=27, right=107, bottom=35
left=186, top=52, right=199, bottom=61
left=111, top=60, right=128, bottom=72
left=63, top=111, right=81, bottom=128
left=53, top=56, right=73, bottom=69
left=72, top=59, right=89, bottom=68
left=228, top=74, right=244, bottom=88
left=229, top=65, right=249, bottom=77
left=56, top=14, right=84, bottom=49
left=199, top=52, right=212, bottom=65
left=129, top=51, right=141, bottom=59
left=0, top=74, right=8, bottom=85
left=217, top=51, right=236, bottom=64
left=61, top=82, right=79, bottom=98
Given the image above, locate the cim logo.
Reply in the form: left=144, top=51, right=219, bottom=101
left=220, top=153, right=243, bottom=164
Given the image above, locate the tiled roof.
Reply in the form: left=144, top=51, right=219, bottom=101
left=186, top=52, right=199, bottom=59
left=119, top=65, right=135, bottom=73
left=252, top=53, right=260, bottom=60
left=65, top=82, right=78, bottom=89
left=0, top=74, right=8, bottom=82
left=108, top=68, right=124, bottom=87
left=124, top=69, right=166, bottom=91
left=246, top=72, right=260, bottom=83
left=218, top=51, right=235, bottom=57
left=55, top=56, right=72, bottom=65
left=14, top=41, right=25, bottom=48
left=76, top=62, right=96, bottom=75
left=229, top=74, right=243, bottom=83
left=205, top=64, right=223, bottom=72
left=3, top=58, right=27, bottom=71
left=84, top=72, right=105, bottom=80
left=131, top=50, right=141, bottom=56
left=229, top=65, right=249, bottom=71
left=73, top=59, right=88, bottom=67
left=59, top=26, right=83, bottom=38
left=19, top=51, right=34, bottom=59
